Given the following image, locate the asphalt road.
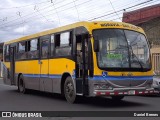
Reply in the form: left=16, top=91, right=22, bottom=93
left=0, top=78, right=160, bottom=120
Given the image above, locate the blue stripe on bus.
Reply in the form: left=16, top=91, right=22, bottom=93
left=49, top=75, right=61, bottom=79
left=21, top=74, right=153, bottom=80
left=89, top=76, right=153, bottom=81
left=18, top=74, right=153, bottom=81
left=23, top=74, right=40, bottom=78
left=23, top=74, right=61, bottom=79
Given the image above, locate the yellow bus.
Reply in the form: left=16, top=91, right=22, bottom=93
left=3, top=21, right=154, bottom=103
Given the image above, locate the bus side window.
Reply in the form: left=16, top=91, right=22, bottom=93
left=17, top=41, right=27, bottom=60
left=76, top=36, right=82, bottom=64
left=50, top=34, right=55, bottom=57
left=55, top=31, right=72, bottom=56
left=28, top=38, right=39, bottom=59
left=41, top=39, right=50, bottom=58
left=4, top=45, right=10, bottom=62
left=55, top=34, right=60, bottom=47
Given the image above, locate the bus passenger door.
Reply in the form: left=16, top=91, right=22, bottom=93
left=39, top=36, right=52, bottom=92
left=75, top=34, right=89, bottom=95
left=10, top=46, right=16, bottom=85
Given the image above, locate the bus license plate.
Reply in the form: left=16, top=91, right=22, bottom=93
left=128, top=90, right=135, bottom=95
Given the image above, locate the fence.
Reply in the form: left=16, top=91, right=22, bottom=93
left=152, top=53, right=160, bottom=75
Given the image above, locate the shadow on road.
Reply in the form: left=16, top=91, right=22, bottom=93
left=137, top=94, right=160, bottom=98
left=9, top=89, right=149, bottom=108
left=75, top=96, right=149, bottom=108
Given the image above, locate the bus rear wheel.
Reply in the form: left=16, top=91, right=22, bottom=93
left=18, top=75, right=27, bottom=94
left=64, top=76, right=76, bottom=103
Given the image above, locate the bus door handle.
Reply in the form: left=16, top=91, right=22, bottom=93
left=38, top=60, right=42, bottom=64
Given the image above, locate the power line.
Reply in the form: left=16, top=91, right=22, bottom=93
left=108, top=0, right=121, bottom=20
left=34, top=5, right=54, bottom=23
left=52, top=0, right=61, bottom=26
left=0, top=3, right=53, bottom=27
left=0, top=1, right=49, bottom=10
left=0, top=0, right=143, bottom=28
left=1, top=0, right=160, bottom=42
left=123, top=0, right=159, bottom=12
left=77, top=0, right=140, bottom=20
left=0, top=0, right=73, bottom=28
left=17, top=11, right=25, bottom=36
left=0, top=0, right=158, bottom=30
left=41, top=0, right=91, bottom=20
left=107, top=0, right=159, bottom=21
left=109, top=0, right=160, bottom=21
left=73, top=0, right=80, bottom=21
left=89, top=0, right=154, bottom=21
left=0, top=0, right=89, bottom=29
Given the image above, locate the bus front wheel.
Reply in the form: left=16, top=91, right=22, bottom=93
left=18, top=75, right=27, bottom=94
left=64, top=76, right=76, bottom=103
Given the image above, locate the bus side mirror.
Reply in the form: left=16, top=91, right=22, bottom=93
left=94, top=40, right=99, bottom=52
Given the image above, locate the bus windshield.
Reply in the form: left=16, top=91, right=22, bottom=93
left=93, top=29, right=151, bottom=71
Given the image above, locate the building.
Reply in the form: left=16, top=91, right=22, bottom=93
left=123, top=4, right=160, bottom=75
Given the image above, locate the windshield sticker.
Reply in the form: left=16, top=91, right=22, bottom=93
left=107, top=54, right=122, bottom=59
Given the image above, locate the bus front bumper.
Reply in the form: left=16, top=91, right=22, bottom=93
left=93, top=87, right=154, bottom=96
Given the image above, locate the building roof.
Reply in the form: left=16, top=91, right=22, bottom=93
left=122, top=4, right=160, bottom=25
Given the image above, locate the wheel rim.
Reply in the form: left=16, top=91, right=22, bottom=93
left=65, top=81, right=74, bottom=99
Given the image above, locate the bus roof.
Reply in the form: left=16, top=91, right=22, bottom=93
left=4, top=21, right=144, bottom=45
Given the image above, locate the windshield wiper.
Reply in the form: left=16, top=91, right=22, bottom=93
left=129, top=45, right=144, bottom=70
left=116, top=45, right=143, bottom=69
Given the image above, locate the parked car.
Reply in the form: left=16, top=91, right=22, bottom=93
left=152, top=73, right=160, bottom=95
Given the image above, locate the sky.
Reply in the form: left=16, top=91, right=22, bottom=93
left=0, top=0, right=160, bottom=42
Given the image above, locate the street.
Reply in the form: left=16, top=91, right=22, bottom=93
left=1, top=78, right=160, bottom=120
left=0, top=78, right=160, bottom=112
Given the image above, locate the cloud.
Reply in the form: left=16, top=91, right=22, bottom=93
left=14, top=25, right=29, bottom=33
left=0, top=0, right=159, bottom=42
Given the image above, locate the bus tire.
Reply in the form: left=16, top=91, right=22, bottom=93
left=64, top=76, right=76, bottom=103
left=18, top=75, right=27, bottom=94
left=112, top=96, right=124, bottom=101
